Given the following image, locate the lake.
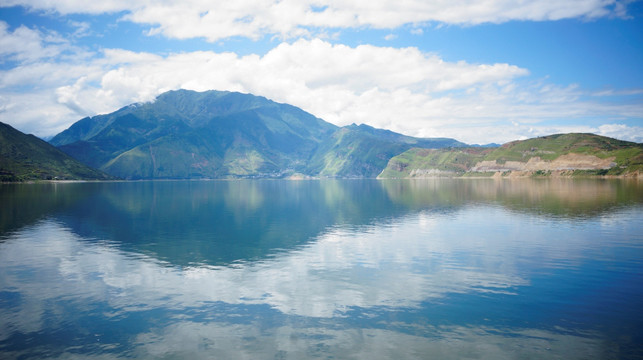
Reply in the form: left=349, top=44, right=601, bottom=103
left=0, top=179, right=642, bottom=359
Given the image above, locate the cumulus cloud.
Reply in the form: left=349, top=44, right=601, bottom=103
left=0, top=0, right=137, bottom=14
left=1, top=2, right=640, bottom=144
left=2, top=36, right=642, bottom=143
left=597, top=124, right=643, bottom=142
left=0, top=37, right=528, bottom=137
left=2, top=0, right=631, bottom=41
left=0, top=21, right=71, bottom=62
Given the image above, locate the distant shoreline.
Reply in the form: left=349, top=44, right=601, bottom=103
left=2, top=173, right=641, bottom=185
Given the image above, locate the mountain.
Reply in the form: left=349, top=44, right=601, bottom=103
left=52, top=90, right=338, bottom=178
left=51, top=90, right=465, bottom=179
left=308, top=124, right=464, bottom=177
left=378, top=133, right=643, bottom=178
left=0, top=122, right=113, bottom=182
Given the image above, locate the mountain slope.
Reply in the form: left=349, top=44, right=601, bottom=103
left=378, top=147, right=493, bottom=178
left=0, top=122, right=113, bottom=181
left=52, top=90, right=464, bottom=179
left=379, top=133, right=643, bottom=178
left=308, top=124, right=465, bottom=177
left=52, top=90, right=339, bottom=179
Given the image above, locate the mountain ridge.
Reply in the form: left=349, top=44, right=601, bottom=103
left=378, top=133, right=643, bottom=178
left=0, top=121, right=114, bottom=182
left=51, top=89, right=465, bottom=179
left=4, top=90, right=640, bottom=181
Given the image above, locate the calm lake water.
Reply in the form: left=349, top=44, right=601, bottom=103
left=0, top=179, right=642, bottom=359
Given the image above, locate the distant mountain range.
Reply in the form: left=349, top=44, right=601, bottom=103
left=0, top=122, right=113, bottom=181
left=378, top=133, right=643, bottom=178
left=2, top=90, right=641, bottom=181
left=50, top=90, right=465, bottom=179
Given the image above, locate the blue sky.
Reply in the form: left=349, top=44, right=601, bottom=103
left=0, top=0, right=641, bottom=144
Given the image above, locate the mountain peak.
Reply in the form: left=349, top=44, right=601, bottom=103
left=50, top=90, right=464, bottom=179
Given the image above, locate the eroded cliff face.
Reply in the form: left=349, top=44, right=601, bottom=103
left=471, top=153, right=617, bottom=172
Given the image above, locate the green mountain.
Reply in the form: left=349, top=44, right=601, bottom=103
left=0, top=122, right=113, bottom=182
left=51, top=90, right=464, bottom=179
left=379, top=133, right=643, bottom=178
left=308, top=124, right=464, bottom=177
left=52, top=90, right=338, bottom=179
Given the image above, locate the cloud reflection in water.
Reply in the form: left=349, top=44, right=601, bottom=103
left=0, top=179, right=641, bottom=359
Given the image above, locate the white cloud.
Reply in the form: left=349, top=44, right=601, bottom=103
left=1, top=0, right=137, bottom=14
left=0, top=36, right=641, bottom=143
left=0, top=21, right=70, bottom=62
left=2, top=0, right=631, bottom=41
left=597, top=123, right=643, bottom=142
left=68, top=20, right=92, bottom=38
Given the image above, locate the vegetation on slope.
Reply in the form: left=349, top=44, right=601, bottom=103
left=52, top=90, right=338, bottom=179
left=484, top=133, right=642, bottom=176
left=379, top=147, right=492, bottom=178
left=51, top=90, right=464, bottom=179
left=379, top=133, right=642, bottom=178
left=307, top=125, right=465, bottom=178
left=489, top=133, right=638, bottom=160
left=0, top=122, right=113, bottom=182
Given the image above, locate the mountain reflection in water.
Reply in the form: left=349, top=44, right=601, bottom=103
left=0, top=179, right=641, bottom=359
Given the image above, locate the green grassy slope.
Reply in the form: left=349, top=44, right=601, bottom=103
left=307, top=124, right=466, bottom=178
left=378, top=147, right=492, bottom=178
left=0, top=122, right=113, bottom=181
left=487, top=133, right=639, bottom=161
left=379, top=133, right=643, bottom=178
left=485, top=133, right=642, bottom=175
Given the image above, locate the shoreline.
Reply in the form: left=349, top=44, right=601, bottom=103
left=2, top=173, right=641, bottom=184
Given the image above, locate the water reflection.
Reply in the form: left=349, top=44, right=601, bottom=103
left=130, top=322, right=614, bottom=360
left=0, top=179, right=642, bottom=358
left=380, top=178, right=642, bottom=218
left=2, top=179, right=641, bottom=265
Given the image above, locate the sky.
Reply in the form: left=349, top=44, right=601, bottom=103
left=0, top=0, right=642, bottom=145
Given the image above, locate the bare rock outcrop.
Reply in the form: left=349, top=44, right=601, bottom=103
left=471, top=153, right=616, bottom=173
